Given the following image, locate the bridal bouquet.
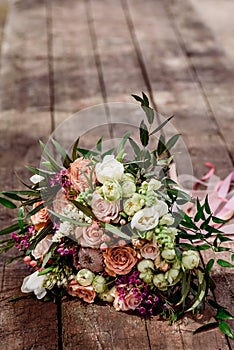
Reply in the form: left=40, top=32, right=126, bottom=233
left=0, top=93, right=233, bottom=338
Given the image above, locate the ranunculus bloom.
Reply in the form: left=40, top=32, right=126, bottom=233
left=31, top=201, right=51, bottom=231
left=21, top=271, right=47, bottom=299
left=91, top=191, right=120, bottom=222
left=95, top=155, right=124, bottom=184
left=103, top=246, right=137, bottom=276
left=140, top=243, right=159, bottom=260
left=113, top=288, right=141, bottom=311
left=131, top=206, right=159, bottom=231
left=67, top=279, right=96, bottom=303
left=68, top=157, right=96, bottom=193
left=75, top=225, right=104, bottom=248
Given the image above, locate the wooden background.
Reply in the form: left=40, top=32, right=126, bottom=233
left=0, top=0, right=233, bottom=349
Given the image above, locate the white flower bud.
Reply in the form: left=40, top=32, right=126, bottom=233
left=76, top=269, right=95, bottom=286
left=137, top=259, right=154, bottom=273
left=181, top=250, right=199, bottom=270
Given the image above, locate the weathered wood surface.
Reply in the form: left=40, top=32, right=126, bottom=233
left=0, top=0, right=233, bottom=349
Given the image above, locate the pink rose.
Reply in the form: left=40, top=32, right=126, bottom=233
left=68, top=158, right=96, bottom=193
left=91, top=191, right=120, bottom=222
left=113, top=287, right=141, bottom=311
left=140, top=243, right=159, bottom=260
left=75, top=224, right=104, bottom=248
left=31, top=201, right=51, bottom=231
left=67, top=280, right=96, bottom=303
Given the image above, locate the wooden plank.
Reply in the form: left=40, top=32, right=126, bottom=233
left=166, top=0, right=234, bottom=162
left=126, top=0, right=233, bottom=348
left=126, top=0, right=233, bottom=179
left=0, top=1, right=58, bottom=349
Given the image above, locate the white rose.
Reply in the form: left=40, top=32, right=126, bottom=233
left=154, top=200, right=168, bottom=217
left=21, top=271, right=47, bottom=299
left=131, top=206, right=159, bottom=231
left=95, top=155, right=124, bottom=184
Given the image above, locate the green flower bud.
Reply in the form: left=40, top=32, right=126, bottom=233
left=92, top=275, right=107, bottom=293
left=153, top=273, right=168, bottom=291
left=165, top=268, right=180, bottom=284
left=139, top=271, right=154, bottom=284
left=182, top=250, right=199, bottom=270
left=76, top=269, right=95, bottom=286
left=123, top=193, right=144, bottom=216
left=137, top=259, right=154, bottom=273
left=99, top=291, right=114, bottom=303
left=159, top=213, right=175, bottom=226
left=121, top=180, right=136, bottom=198
left=161, top=249, right=176, bottom=262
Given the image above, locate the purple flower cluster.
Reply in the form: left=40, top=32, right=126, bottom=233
left=12, top=226, right=35, bottom=251
left=49, top=169, right=71, bottom=189
left=116, top=270, right=160, bottom=316
left=57, top=243, right=75, bottom=256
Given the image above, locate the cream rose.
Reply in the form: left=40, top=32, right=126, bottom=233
left=182, top=250, right=199, bottom=270
left=68, top=157, right=96, bottom=193
left=91, top=191, right=120, bottom=222
left=95, top=155, right=124, bottom=184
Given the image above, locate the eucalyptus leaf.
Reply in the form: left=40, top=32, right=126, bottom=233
left=218, top=321, right=234, bottom=339
left=105, top=223, right=131, bottom=240
left=0, top=197, right=17, bottom=209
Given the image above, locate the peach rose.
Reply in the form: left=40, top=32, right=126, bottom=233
left=31, top=201, right=50, bottom=231
left=68, top=158, right=96, bottom=193
left=67, top=279, right=96, bottom=303
left=113, top=289, right=141, bottom=311
left=103, top=246, right=137, bottom=276
left=154, top=255, right=171, bottom=272
left=91, top=191, right=120, bottom=222
left=75, top=225, right=104, bottom=248
left=140, top=243, right=159, bottom=260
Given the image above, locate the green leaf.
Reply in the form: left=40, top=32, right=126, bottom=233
left=232, top=254, right=234, bottom=263
left=176, top=273, right=191, bottom=306
left=217, top=259, right=234, bottom=268
left=0, top=223, right=20, bottom=236
left=142, top=92, right=149, bottom=107
left=193, top=322, right=218, bottom=335
left=140, top=120, right=149, bottom=147
left=0, top=197, right=17, bottom=209
left=0, top=239, right=15, bottom=254
left=0, top=192, right=27, bottom=202
left=72, top=137, right=80, bottom=161
left=217, top=309, right=234, bottom=320
left=117, top=131, right=131, bottom=155
left=212, top=216, right=227, bottom=224
left=150, top=115, right=174, bottom=136
left=25, top=202, right=45, bottom=219
left=96, top=137, right=103, bottom=152
left=105, top=223, right=131, bottom=240
left=39, top=140, right=61, bottom=172
left=205, top=258, right=215, bottom=274
left=197, top=244, right=211, bottom=251
left=218, top=321, right=234, bottom=339
left=129, top=138, right=141, bottom=157
left=166, top=134, right=180, bottom=151
left=204, top=195, right=211, bottom=215
left=18, top=207, right=25, bottom=230
left=143, top=106, right=154, bottom=124
left=25, top=165, right=54, bottom=176
left=51, top=138, right=72, bottom=168
left=1, top=190, right=39, bottom=196
left=186, top=272, right=206, bottom=312
left=131, top=94, right=143, bottom=103
left=6, top=255, right=23, bottom=265
left=38, top=267, right=53, bottom=275
left=157, top=134, right=166, bottom=156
